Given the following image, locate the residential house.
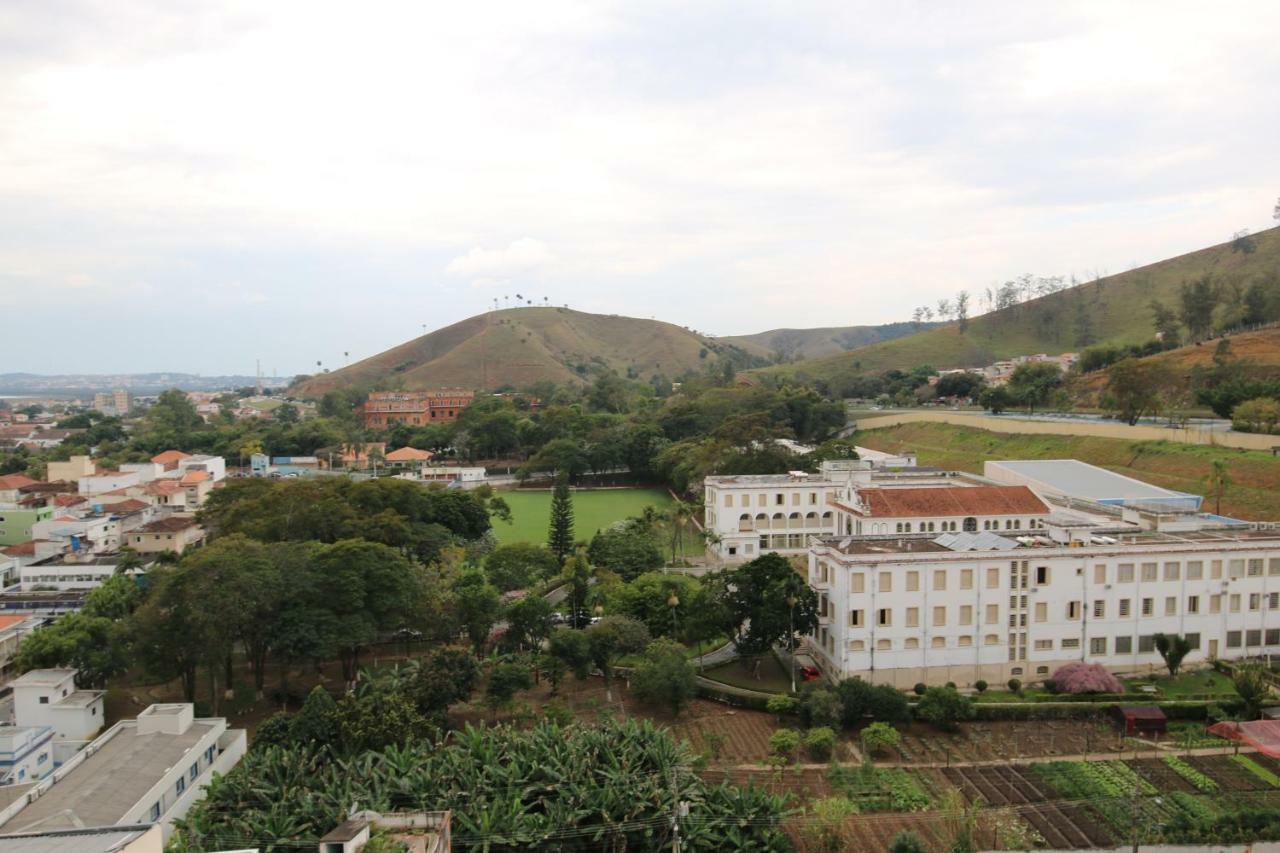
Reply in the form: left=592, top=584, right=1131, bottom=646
left=149, top=450, right=189, bottom=472
left=31, top=514, right=119, bottom=554
left=128, top=517, right=204, bottom=555
left=0, top=703, right=246, bottom=841
left=44, top=456, right=96, bottom=485
left=384, top=446, right=433, bottom=469
left=0, top=613, right=44, bottom=679
left=11, top=669, right=105, bottom=743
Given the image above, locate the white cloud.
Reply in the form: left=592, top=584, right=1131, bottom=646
left=446, top=238, right=554, bottom=277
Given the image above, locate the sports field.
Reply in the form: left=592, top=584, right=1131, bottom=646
left=492, top=487, right=680, bottom=548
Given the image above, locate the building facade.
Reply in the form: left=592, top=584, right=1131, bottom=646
left=359, top=390, right=476, bottom=429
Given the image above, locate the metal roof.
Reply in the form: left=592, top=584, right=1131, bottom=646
left=985, top=460, right=1197, bottom=504
left=933, top=531, right=1020, bottom=551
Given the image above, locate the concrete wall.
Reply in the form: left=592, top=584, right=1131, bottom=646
left=854, top=410, right=1280, bottom=452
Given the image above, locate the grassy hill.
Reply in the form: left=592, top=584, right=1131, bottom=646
left=755, top=227, right=1280, bottom=389
left=722, top=321, right=941, bottom=360
left=292, top=307, right=773, bottom=396
left=855, top=420, right=1280, bottom=520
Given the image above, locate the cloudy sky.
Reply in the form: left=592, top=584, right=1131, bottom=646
left=3, top=1, right=1278, bottom=375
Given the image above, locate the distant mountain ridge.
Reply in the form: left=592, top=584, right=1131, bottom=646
left=0, top=373, right=291, bottom=396
left=723, top=322, right=943, bottom=361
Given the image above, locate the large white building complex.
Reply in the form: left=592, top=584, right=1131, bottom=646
left=802, top=457, right=1280, bottom=687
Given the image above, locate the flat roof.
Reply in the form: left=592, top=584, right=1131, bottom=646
left=8, top=671, right=74, bottom=688
left=985, top=459, right=1194, bottom=504
left=5, top=721, right=217, bottom=832
left=0, top=826, right=154, bottom=852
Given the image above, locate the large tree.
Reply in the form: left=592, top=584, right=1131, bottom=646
left=586, top=615, right=650, bottom=701
left=547, top=474, right=575, bottom=562
left=1006, top=362, right=1064, bottom=413
left=1105, top=358, right=1174, bottom=425
left=715, top=553, right=819, bottom=659
left=630, top=638, right=697, bottom=716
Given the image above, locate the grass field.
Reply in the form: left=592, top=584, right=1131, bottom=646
left=855, top=420, right=1280, bottom=520
left=492, top=487, right=684, bottom=548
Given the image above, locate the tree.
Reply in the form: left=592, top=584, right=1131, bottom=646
left=1203, top=458, right=1232, bottom=515
left=860, top=721, right=901, bottom=759
left=798, top=685, right=842, bottom=729
left=977, top=385, right=1012, bottom=415
left=587, top=523, right=664, bottom=581
left=1006, top=362, right=1063, bottom=413
left=453, top=570, right=501, bottom=652
left=630, top=638, right=697, bottom=716
left=609, top=571, right=700, bottom=639
left=716, top=554, right=818, bottom=659
left=335, top=691, right=434, bottom=752
left=1234, top=663, right=1270, bottom=719
left=1231, top=397, right=1280, bottom=434
left=1106, top=358, right=1173, bottom=425
left=916, top=686, right=974, bottom=732
left=955, top=290, right=970, bottom=333
left=484, top=661, right=532, bottom=716
left=484, top=542, right=561, bottom=591
left=586, top=615, right=650, bottom=701
left=1051, top=662, right=1123, bottom=694
left=836, top=678, right=910, bottom=726
left=1153, top=634, right=1194, bottom=677
left=1150, top=299, right=1182, bottom=347
left=547, top=627, right=593, bottom=680
left=291, top=686, right=340, bottom=746
left=1179, top=275, right=1218, bottom=341
left=274, top=402, right=300, bottom=424
left=934, top=372, right=984, bottom=400
left=803, top=726, right=837, bottom=761
left=13, top=612, right=131, bottom=687
left=664, top=499, right=701, bottom=564
left=410, top=646, right=481, bottom=719
left=547, top=474, right=575, bottom=562
left=502, top=594, right=553, bottom=652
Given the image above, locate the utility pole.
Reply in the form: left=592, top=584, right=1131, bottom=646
left=1130, top=783, right=1140, bottom=853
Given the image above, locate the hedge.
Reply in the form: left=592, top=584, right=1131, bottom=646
left=695, top=678, right=773, bottom=711
left=971, top=700, right=1242, bottom=722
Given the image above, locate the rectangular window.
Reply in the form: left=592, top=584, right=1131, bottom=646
left=1034, top=638, right=1054, bottom=650
left=1247, top=629, right=1262, bottom=647
left=877, top=608, right=891, bottom=627
left=1165, top=596, right=1177, bottom=616
left=1164, top=562, right=1180, bottom=581
left=958, top=635, right=973, bottom=647
left=959, top=605, right=973, bottom=625
left=1185, top=633, right=1201, bottom=650
left=933, top=570, right=946, bottom=591
left=933, top=606, right=946, bottom=627
left=1035, top=602, right=1047, bottom=622
left=905, top=607, right=919, bottom=628
left=849, top=610, right=863, bottom=628
left=1036, top=566, right=1050, bottom=585
left=1248, top=559, right=1264, bottom=577
left=1211, top=594, right=1222, bottom=614
left=851, top=574, right=864, bottom=594
left=1230, top=593, right=1242, bottom=613
left=906, top=571, right=919, bottom=592
left=1187, top=561, right=1204, bottom=580
left=1093, top=600, right=1105, bottom=619
left=1187, top=595, right=1199, bottom=614
left=1066, top=601, right=1081, bottom=620
left=985, top=634, right=999, bottom=646
left=1141, top=598, right=1154, bottom=617
left=1115, top=635, right=1133, bottom=654
left=1062, top=638, right=1080, bottom=649
left=985, top=604, right=998, bottom=624
left=1094, top=564, right=1107, bottom=584
left=1250, top=593, right=1261, bottom=611
left=1118, top=563, right=1135, bottom=583
left=723, top=494, right=733, bottom=507
left=986, top=567, right=999, bottom=589
left=1267, top=629, right=1280, bottom=646
left=1089, top=637, right=1107, bottom=655
left=1141, top=562, right=1158, bottom=582
left=1270, top=592, right=1280, bottom=610
left=1119, top=599, right=1131, bottom=617
left=879, top=572, right=892, bottom=593
left=1229, top=559, right=1244, bottom=578
left=177, top=775, right=186, bottom=795
left=960, top=569, right=973, bottom=590
left=1270, top=558, right=1280, bottom=577
left=150, top=802, right=161, bottom=822
left=1138, top=635, right=1156, bottom=653
left=1227, top=631, right=1242, bottom=649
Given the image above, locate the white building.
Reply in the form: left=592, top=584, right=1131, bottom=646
left=0, top=824, right=163, bottom=852
left=77, top=471, right=140, bottom=499
left=808, top=466, right=1280, bottom=691
left=0, top=703, right=246, bottom=842
left=30, top=515, right=119, bottom=555
left=176, top=455, right=225, bottom=483
left=0, top=726, right=54, bottom=786
left=703, top=467, right=848, bottom=562
left=11, top=669, right=105, bottom=743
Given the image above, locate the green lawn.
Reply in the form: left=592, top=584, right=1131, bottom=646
left=703, top=654, right=794, bottom=694
left=492, top=488, right=682, bottom=548
left=1123, top=670, right=1239, bottom=698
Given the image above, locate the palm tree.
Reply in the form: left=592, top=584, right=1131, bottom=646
left=664, top=499, right=701, bottom=565
left=114, top=548, right=143, bottom=576
left=1204, top=459, right=1232, bottom=515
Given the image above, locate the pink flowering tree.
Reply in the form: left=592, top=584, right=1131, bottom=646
left=1052, top=662, right=1124, bottom=694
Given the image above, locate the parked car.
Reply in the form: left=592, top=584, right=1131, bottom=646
left=799, top=665, right=821, bottom=681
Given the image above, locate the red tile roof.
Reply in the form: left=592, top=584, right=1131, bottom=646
left=139, top=516, right=199, bottom=533
left=1, top=540, right=49, bottom=557
left=111, top=499, right=151, bottom=512
left=0, top=614, right=33, bottom=631
left=0, top=474, right=38, bottom=490
left=143, top=480, right=183, bottom=496
left=385, top=446, right=433, bottom=462
left=179, top=470, right=210, bottom=485
left=53, top=495, right=87, bottom=507
left=151, top=450, right=191, bottom=465
left=858, top=485, right=1049, bottom=518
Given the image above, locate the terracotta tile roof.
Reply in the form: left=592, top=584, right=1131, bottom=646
left=385, top=446, right=433, bottom=462
left=0, top=614, right=34, bottom=631
left=1, top=540, right=48, bottom=557
left=143, top=480, right=183, bottom=496
left=111, top=499, right=151, bottom=512
left=138, top=516, right=199, bottom=534
left=0, top=474, right=38, bottom=490
left=151, top=450, right=191, bottom=465
left=858, top=485, right=1049, bottom=518
left=179, top=470, right=210, bottom=485
left=53, top=494, right=88, bottom=507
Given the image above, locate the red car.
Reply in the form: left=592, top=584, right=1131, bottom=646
left=799, top=665, right=821, bottom=681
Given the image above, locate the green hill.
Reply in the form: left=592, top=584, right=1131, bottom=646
left=291, top=307, right=773, bottom=396
left=754, top=227, right=1280, bottom=389
left=722, top=321, right=940, bottom=360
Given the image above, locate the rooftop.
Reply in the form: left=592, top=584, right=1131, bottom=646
left=984, top=459, right=1200, bottom=507
left=0, top=477, right=38, bottom=491
left=853, top=485, right=1050, bottom=518
left=4, top=720, right=217, bottom=832
left=9, top=670, right=75, bottom=688
left=0, top=826, right=157, bottom=853
left=136, top=517, right=198, bottom=534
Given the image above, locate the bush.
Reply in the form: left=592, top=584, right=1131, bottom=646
left=766, top=695, right=798, bottom=720
left=838, top=677, right=910, bottom=725
left=887, top=830, right=928, bottom=853
left=1007, top=678, right=1022, bottom=694
left=799, top=685, right=842, bottom=729
left=916, top=687, right=975, bottom=732
left=630, top=638, right=697, bottom=717
left=945, top=681, right=956, bottom=690
left=860, top=721, right=901, bottom=758
left=804, top=726, right=838, bottom=761
left=768, top=728, right=801, bottom=761
left=1043, top=679, right=1058, bottom=694
left=543, top=699, right=573, bottom=728
left=912, top=683, right=927, bottom=696
left=1052, top=662, right=1123, bottom=694
left=974, top=680, right=988, bottom=693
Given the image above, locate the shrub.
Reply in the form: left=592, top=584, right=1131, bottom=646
left=887, top=830, right=928, bottom=853
left=973, top=680, right=988, bottom=693
left=630, top=638, right=697, bottom=716
left=860, top=721, right=901, bottom=758
left=913, top=682, right=927, bottom=696
left=1052, top=662, right=1123, bottom=694
left=804, top=726, right=838, bottom=761
left=543, top=699, right=573, bottom=728
left=916, top=687, right=975, bottom=732
left=768, top=728, right=801, bottom=761
left=799, top=685, right=842, bottom=729
left=1043, top=679, right=1058, bottom=694
left=838, top=678, right=910, bottom=725
left=766, top=695, right=798, bottom=720
left=945, top=681, right=957, bottom=690
left=1007, top=678, right=1022, bottom=694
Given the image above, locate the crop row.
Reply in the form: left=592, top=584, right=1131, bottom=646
left=1164, top=755, right=1219, bottom=792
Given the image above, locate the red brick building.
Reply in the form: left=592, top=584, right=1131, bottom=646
left=360, top=390, right=476, bottom=429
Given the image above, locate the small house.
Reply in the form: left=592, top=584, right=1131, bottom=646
left=1111, top=705, right=1167, bottom=737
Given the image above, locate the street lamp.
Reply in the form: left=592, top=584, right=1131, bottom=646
left=667, top=593, right=680, bottom=640
left=786, top=593, right=798, bottom=693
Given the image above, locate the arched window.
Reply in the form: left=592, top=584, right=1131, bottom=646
left=788, top=512, right=801, bottom=529
left=756, top=513, right=769, bottom=530
left=963, top=517, right=978, bottom=532
left=738, top=513, right=752, bottom=532
left=805, top=511, right=818, bottom=527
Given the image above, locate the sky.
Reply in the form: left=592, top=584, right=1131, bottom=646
left=2, top=1, right=1278, bottom=375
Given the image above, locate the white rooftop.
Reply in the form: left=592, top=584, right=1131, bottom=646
left=8, top=671, right=74, bottom=688
left=984, top=459, right=1200, bottom=508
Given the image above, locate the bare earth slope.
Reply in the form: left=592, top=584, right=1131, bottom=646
left=722, top=321, right=942, bottom=360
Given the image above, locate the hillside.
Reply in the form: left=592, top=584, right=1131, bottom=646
left=291, top=307, right=772, bottom=396
left=755, top=226, right=1280, bottom=390
left=722, top=321, right=941, bottom=361
left=856, top=420, right=1280, bottom=520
